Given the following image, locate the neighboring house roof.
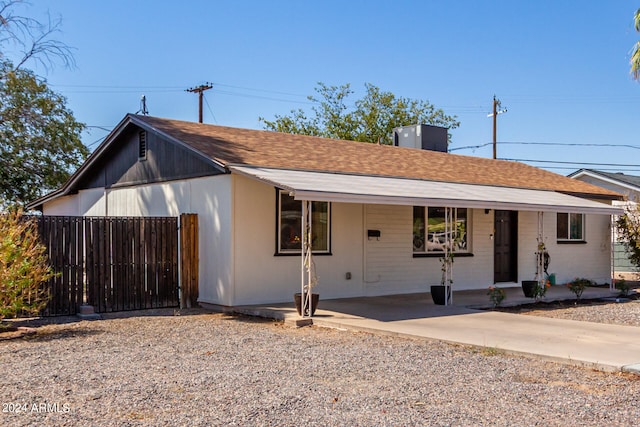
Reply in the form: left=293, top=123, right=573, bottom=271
left=28, top=114, right=623, bottom=210
left=569, top=169, right=640, bottom=195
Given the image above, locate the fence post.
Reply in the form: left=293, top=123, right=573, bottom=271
left=180, top=213, right=199, bottom=308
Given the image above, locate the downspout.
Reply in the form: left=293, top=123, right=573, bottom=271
left=104, top=188, right=109, bottom=216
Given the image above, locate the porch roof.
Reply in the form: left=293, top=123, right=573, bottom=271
left=230, top=165, right=623, bottom=215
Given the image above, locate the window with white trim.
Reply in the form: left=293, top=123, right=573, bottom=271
left=413, top=206, right=468, bottom=253
left=557, top=213, right=584, bottom=241
left=277, top=190, right=330, bottom=254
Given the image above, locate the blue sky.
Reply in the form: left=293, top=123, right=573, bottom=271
left=7, top=0, right=640, bottom=174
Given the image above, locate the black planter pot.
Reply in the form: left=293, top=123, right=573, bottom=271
left=430, top=285, right=451, bottom=305
left=294, top=293, right=319, bottom=316
left=521, top=280, right=538, bottom=298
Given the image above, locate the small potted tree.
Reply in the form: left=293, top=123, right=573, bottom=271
left=522, top=238, right=550, bottom=299
left=431, top=248, right=454, bottom=305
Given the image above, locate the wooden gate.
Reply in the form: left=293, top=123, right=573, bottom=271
left=34, top=215, right=197, bottom=316
left=85, top=217, right=179, bottom=313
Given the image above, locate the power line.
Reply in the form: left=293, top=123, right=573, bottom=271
left=211, top=89, right=315, bottom=105
left=540, top=166, right=640, bottom=172
left=213, top=83, right=309, bottom=98
left=203, top=95, right=217, bottom=124
left=85, top=125, right=113, bottom=132
left=450, top=141, right=640, bottom=152
left=498, top=157, right=640, bottom=168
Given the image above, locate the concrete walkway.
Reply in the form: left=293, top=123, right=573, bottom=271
left=233, top=285, right=640, bottom=374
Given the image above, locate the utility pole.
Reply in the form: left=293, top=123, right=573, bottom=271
left=487, top=95, right=507, bottom=159
left=185, top=82, right=213, bottom=123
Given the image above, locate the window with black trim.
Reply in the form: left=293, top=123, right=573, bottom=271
left=557, top=212, right=584, bottom=241
left=277, top=190, right=330, bottom=254
left=413, top=206, right=468, bottom=253
left=138, top=130, right=147, bottom=160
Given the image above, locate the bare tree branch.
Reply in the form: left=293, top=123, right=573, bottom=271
left=0, top=0, right=75, bottom=73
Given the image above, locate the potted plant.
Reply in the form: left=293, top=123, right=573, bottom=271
left=294, top=291, right=319, bottom=316
left=431, top=250, right=454, bottom=305
left=522, top=238, right=550, bottom=300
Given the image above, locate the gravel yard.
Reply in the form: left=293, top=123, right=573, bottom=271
left=2, top=305, right=640, bottom=427
left=495, top=293, right=640, bottom=327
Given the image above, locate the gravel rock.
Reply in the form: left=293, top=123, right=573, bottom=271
left=505, top=299, right=640, bottom=327
left=1, top=307, right=640, bottom=426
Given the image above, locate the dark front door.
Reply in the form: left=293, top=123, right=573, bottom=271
left=494, top=210, right=518, bottom=283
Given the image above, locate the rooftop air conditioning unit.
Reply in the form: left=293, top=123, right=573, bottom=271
left=393, top=124, right=448, bottom=153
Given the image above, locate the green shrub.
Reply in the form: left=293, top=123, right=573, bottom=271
left=0, top=210, right=52, bottom=320
left=566, top=277, right=594, bottom=301
left=487, top=286, right=506, bottom=307
left=615, top=278, right=631, bottom=297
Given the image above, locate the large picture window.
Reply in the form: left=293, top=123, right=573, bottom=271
left=557, top=213, right=584, bottom=241
left=277, top=190, right=330, bottom=254
left=413, top=206, right=468, bottom=253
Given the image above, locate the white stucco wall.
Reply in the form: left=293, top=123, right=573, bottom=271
left=42, top=176, right=234, bottom=306
left=43, top=174, right=616, bottom=307
left=514, top=211, right=612, bottom=286
left=542, top=213, right=613, bottom=285
left=231, top=174, right=364, bottom=305
left=362, top=206, right=613, bottom=294
left=364, top=205, right=495, bottom=294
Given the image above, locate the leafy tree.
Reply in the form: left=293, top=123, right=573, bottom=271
left=632, top=8, right=640, bottom=80
left=0, top=1, right=86, bottom=208
left=260, top=82, right=460, bottom=145
left=0, top=60, right=87, bottom=207
left=0, top=208, right=52, bottom=321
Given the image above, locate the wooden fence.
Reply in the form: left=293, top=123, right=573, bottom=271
left=37, top=216, right=84, bottom=316
left=32, top=214, right=198, bottom=316
left=180, top=214, right=199, bottom=308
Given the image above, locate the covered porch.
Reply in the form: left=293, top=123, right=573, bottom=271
left=230, top=165, right=623, bottom=316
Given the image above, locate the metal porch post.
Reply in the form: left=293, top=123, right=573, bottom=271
left=443, top=206, right=454, bottom=305
left=536, top=211, right=545, bottom=288
left=300, top=200, right=314, bottom=318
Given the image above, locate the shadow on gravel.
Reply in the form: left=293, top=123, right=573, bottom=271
left=219, top=312, right=284, bottom=325
left=22, top=327, right=105, bottom=342
left=1, top=314, right=84, bottom=329
left=99, top=307, right=210, bottom=320
left=0, top=307, right=213, bottom=340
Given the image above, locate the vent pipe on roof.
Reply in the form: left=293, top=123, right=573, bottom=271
left=393, top=124, right=448, bottom=153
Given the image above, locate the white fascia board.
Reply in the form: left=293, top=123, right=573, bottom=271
left=293, top=190, right=621, bottom=214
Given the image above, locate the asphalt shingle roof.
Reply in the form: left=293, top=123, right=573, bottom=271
left=581, top=169, right=640, bottom=190
left=135, top=115, right=621, bottom=199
